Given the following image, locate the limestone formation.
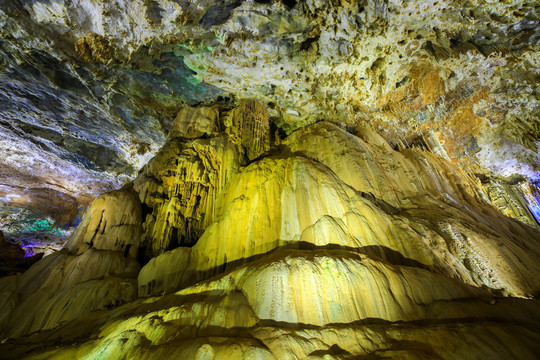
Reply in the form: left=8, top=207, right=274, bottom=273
left=65, top=187, right=143, bottom=258
left=2, top=0, right=540, bottom=259
left=137, top=126, right=540, bottom=298
left=0, top=0, right=539, bottom=357
left=133, top=100, right=272, bottom=256
left=74, top=33, right=115, bottom=64
left=483, top=180, right=539, bottom=226
left=134, top=135, right=240, bottom=255
left=223, top=99, right=272, bottom=161
left=0, top=187, right=143, bottom=339
left=168, top=106, right=220, bottom=140
left=2, top=99, right=539, bottom=359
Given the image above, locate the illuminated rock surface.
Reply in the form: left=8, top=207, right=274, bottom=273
left=1, top=101, right=540, bottom=359
left=1, top=0, right=540, bottom=358
left=1, top=0, right=540, bottom=243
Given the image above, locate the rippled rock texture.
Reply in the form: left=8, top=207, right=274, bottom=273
left=1, top=101, right=540, bottom=359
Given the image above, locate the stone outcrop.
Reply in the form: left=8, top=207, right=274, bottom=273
left=133, top=101, right=271, bottom=255
left=1, top=101, right=540, bottom=359
left=0, top=230, right=24, bottom=260
left=138, top=123, right=540, bottom=298
left=168, top=106, right=220, bottom=140
left=74, top=33, right=115, bottom=64
left=65, top=186, right=143, bottom=257
left=223, top=99, right=272, bottom=161
left=483, top=180, right=539, bottom=226
left=134, top=136, right=240, bottom=255
left=0, top=187, right=143, bottom=338
left=0, top=230, right=43, bottom=277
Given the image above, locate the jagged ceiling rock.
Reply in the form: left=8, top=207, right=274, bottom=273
left=0, top=0, right=223, bottom=244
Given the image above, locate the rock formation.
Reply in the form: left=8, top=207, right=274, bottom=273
left=1, top=100, right=540, bottom=359
left=1, top=1, right=540, bottom=358
left=2, top=0, right=539, bottom=249
left=134, top=105, right=241, bottom=254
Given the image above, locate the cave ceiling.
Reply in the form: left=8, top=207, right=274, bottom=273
left=0, top=0, right=539, bottom=245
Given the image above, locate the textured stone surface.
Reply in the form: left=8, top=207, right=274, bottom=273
left=483, top=180, right=539, bottom=226
left=0, top=230, right=23, bottom=259
left=223, top=99, right=272, bottom=161
left=137, top=121, right=538, bottom=298
left=1, top=2, right=540, bottom=357
left=65, top=187, right=143, bottom=257
left=0, top=248, right=139, bottom=338
left=0, top=187, right=144, bottom=338
left=134, top=135, right=240, bottom=255
left=3, top=253, right=540, bottom=359
left=3, top=102, right=538, bottom=358
left=1, top=0, right=539, bottom=241
left=168, top=105, right=220, bottom=140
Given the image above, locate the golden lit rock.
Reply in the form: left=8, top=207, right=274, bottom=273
left=284, top=121, right=484, bottom=208
left=137, top=246, right=192, bottom=297
left=0, top=188, right=143, bottom=338
left=177, top=251, right=489, bottom=326
left=65, top=187, right=143, bottom=258
left=134, top=136, right=240, bottom=255
left=2, top=0, right=540, bottom=357
left=169, top=106, right=220, bottom=140
left=2, top=101, right=540, bottom=359
left=0, top=248, right=140, bottom=338
left=223, top=99, right=271, bottom=161
left=482, top=180, right=538, bottom=226
left=74, top=33, right=115, bottom=64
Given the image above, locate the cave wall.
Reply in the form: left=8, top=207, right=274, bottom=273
left=0, top=0, right=540, bottom=358
left=0, top=100, right=539, bottom=359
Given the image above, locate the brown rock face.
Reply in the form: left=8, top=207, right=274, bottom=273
left=74, top=33, right=115, bottom=64
left=0, top=231, right=20, bottom=258
left=2, top=102, right=540, bottom=359
left=0, top=230, right=41, bottom=277
left=0, top=230, right=24, bottom=260
left=0, top=231, right=24, bottom=262
left=224, top=99, right=272, bottom=161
